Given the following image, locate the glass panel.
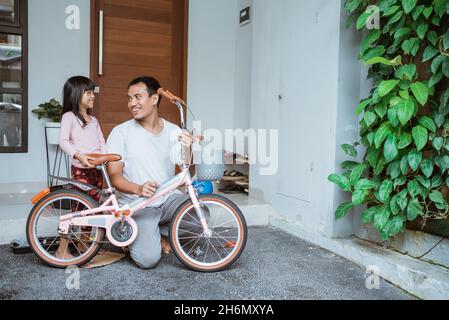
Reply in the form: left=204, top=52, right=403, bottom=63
left=0, top=0, right=17, bottom=26
left=0, top=93, right=22, bottom=147
left=0, top=33, right=21, bottom=89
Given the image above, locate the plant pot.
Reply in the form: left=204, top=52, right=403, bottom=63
left=45, top=122, right=60, bottom=145
left=406, top=216, right=449, bottom=239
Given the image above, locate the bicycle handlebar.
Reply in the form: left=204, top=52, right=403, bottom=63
left=157, top=88, right=186, bottom=105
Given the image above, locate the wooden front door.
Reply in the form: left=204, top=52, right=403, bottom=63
left=90, top=0, right=188, bottom=137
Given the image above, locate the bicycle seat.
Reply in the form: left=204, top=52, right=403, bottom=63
left=87, top=153, right=122, bottom=166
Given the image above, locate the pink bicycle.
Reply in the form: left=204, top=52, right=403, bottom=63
left=26, top=89, right=247, bottom=272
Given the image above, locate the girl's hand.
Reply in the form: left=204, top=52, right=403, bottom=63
left=75, top=153, right=96, bottom=168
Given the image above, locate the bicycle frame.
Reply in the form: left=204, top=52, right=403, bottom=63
left=55, top=92, right=210, bottom=247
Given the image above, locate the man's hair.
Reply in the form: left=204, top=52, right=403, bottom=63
left=128, top=76, right=162, bottom=107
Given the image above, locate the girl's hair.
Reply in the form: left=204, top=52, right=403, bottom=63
left=62, top=76, right=96, bottom=127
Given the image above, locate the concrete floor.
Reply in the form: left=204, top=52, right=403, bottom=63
left=0, top=226, right=414, bottom=300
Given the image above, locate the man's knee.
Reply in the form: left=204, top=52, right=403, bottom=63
left=131, top=250, right=161, bottom=269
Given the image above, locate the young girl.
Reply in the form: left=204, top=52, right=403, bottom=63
left=56, top=76, right=106, bottom=259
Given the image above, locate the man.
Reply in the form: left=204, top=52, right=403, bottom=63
left=106, top=76, right=193, bottom=269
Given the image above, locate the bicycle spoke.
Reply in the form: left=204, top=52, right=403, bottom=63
left=186, top=235, right=203, bottom=256
left=208, top=237, right=223, bottom=261
left=181, top=234, right=202, bottom=249
left=44, top=236, right=58, bottom=253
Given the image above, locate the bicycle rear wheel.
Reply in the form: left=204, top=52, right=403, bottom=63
left=26, top=189, right=105, bottom=268
left=169, top=194, right=247, bottom=272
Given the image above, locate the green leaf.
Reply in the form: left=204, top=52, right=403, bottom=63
left=433, top=137, right=444, bottom=151
left=341, top=144, right=358, bottom=157
left=374, top=122, right=393, bottom=148
left=361, top=206, right=379, bottom=224
left=374, top=205, right=391, bottom=230
left=397, top=189, right=409, bottom=210
left=335, top=202, right=354, bottom=219
left=356, top=98, right=372, bottom=115
left=328, top=174, right=351, bottom=192
left=341, top=161, right=360, bottom=170
left=387, top=106, right=399, bottom=127
left=379, top=180, right=394, bottom=201
left=360, top=30, right=382, bottom=56
left=345, top=0, right=364, bottom=13
left=365, top=56, right=402, bottom=66
left=416, top=175, right=431, bottom=189
left=357, top=11, right=373, bottom=30
left=432, top=175, right=443, bottom=188
left=412, top=125, right=428, bottom=151
left=367, top=148, right=380, bottom=167
left=408, top=179, right=420, bottom=197
left=407, top=198, right=422, bottom=221
left=402, top=37, right=419, bottom=55
left=398, top=132, right=412, bottom=149
left=408, top=149, right=422, bottom=171
left=418, top=116, right=436, bottom=133
left=402, top=0, right=417, bottom=14
left=433, top=0, right=446, bottom=17
left=388, top=160, right=402, bottom=179
left=349, top=164, right=366, bottom=186
left=420, top=159, right=433, bottom=178
left=416, top=23, right=428, bottom=39
left=352, top=189, right=367, bottom=205
left=442, top=60, right=449, bottom=78
left=429, top=70, right=444, bottom=87
left=394, top=27, right=412, bottom=39
left=411, top=4, right=424, bottom=20
left=384, top=5, right=401, bottom=16
left=397, top=99, right=415, bottom=125
left=429, top=191, right=445, bottom=205
left=384, top=134, right=399, bottom=162
left=400, top=155, right=410, bottom=174
left=378, top=80, right=400, bottom=97
left=437, top=156, right=449, bottom=171
left=422, top=45, right=439, bottom=62
left=386, top=9, right=404, bottom=26
left=443, top=30, right=449, bottom=51
left=355, top=179, right=378, bottom=190
left=389, top=215, right=406, bottom=236
left=395, top=64, right=416, bottom=80
left=375, top=102, right=388, bottom=118
left=364, top=111, right=377, bottom=127
left=410, top=82, right=429, bottom=106
left=422, top=6, right=433, bottom=19
left=390, top=195, right=400, bottom=215
left=427, top=31, right=438, bottom=46
left=431, top=55, right=447, bottom=74
left=362, top=46, right=386, bottom=61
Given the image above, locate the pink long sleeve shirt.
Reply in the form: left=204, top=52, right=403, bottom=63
left=59, top=112, right=107, bottom=168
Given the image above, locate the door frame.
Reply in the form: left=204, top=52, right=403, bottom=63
left=88, top=0, right=189, bottom=105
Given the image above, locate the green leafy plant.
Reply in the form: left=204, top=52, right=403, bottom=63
left=329, top=0, right=449, bottom=240
left=32, top=98, right=62, bottom=123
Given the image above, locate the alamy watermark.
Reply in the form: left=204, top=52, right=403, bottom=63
left=66, top=5, right=80, bottom=30
left=365, top=265, right=380, bottom=290
left=65, top=265, right=80, bottom=290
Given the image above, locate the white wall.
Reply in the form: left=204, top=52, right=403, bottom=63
left=0, top=0, right=90, bottom=186
left=187, top=0, right=238, bottom=136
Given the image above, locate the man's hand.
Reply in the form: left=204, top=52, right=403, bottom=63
left=74, top=153, right=95, bottom=168
left=178, top=130, right=193, bottom=148
left=138, top=181, right=158, bottom=198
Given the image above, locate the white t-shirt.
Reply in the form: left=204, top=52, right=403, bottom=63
left=106, top=118, right=183, bottom=207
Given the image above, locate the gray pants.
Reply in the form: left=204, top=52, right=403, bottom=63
left=129, top=190, right=201, bottom=269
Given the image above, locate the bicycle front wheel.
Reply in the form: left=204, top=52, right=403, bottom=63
left=169, top=194, right=247, bottom=272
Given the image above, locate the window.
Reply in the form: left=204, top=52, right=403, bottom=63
left=0, top=0, right=27, bottom=153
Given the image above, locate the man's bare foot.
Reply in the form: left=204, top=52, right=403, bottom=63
left=161, top=236, right=172, bottom=254
left=55, top=248, right=75, bottom=260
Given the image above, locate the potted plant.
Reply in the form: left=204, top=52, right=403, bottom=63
left=32, top=98, right=63, bottom=145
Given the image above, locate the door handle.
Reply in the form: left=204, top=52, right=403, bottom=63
left=98, top=10, right=104, bottom=76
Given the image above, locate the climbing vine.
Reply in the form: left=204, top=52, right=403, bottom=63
left=329, top=0, right=449, bottom=240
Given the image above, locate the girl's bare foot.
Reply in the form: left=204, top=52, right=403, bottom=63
left=161, top=236, right=171, bottom=254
